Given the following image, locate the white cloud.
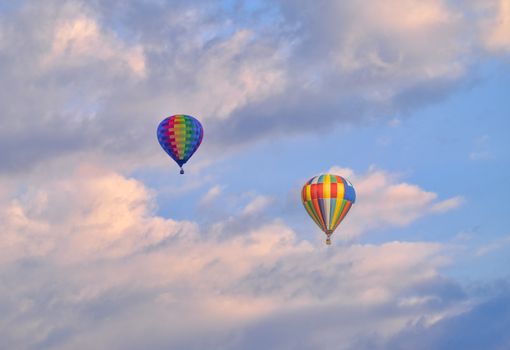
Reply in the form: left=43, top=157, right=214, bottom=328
left=475, top=235, right=510, bottom=256
left=199, top=185, right=223, bottom=205
left=0, top=164, right=196, bottom=264
left=330, top=0, right=465, bottom=80
left=242, top=195, right=274, bottom=216
left=42, top=15, right=146, bottom=77
left=328, top=166, right=463, bottom=238
left=0, top=165, right=464, bottom=349
left=172, top=29, right=286, bottom=119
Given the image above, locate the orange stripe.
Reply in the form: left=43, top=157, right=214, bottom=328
left=312, top=198, right=326, bottom=229
left=335, top=201, right=352, bottom=230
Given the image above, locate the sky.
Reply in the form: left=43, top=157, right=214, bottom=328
left=0, top=0, right=509, bottom=349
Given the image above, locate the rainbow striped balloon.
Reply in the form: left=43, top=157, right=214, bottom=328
left=301, top=174, right=356, bottom=244
left=157, top=115, right=203, bottom=174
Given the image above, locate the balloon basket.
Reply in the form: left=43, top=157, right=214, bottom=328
left=180, top=168, right=184, bottom=175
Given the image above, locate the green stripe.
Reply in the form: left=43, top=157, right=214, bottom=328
left=333, top=200, right=346, bottom=228
left=331, top=200, right=347, bottom=231
left=328, top=198, right=336, bottom=231
left=305, top=200, right=323, bottom=229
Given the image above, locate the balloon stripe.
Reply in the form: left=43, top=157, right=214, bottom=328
left=337, top=180, right=345, bottom=201
left=331, top=182, right=337, bottom=198
left=305, top=185, right=311, bottom=201
left=323, top=176, right=331, bottom=198
left=338, top=201, right=351, bottom=226
left=312, top=198, right=326, bottom=229
left=329, top=198, right=336, bottom=230
left=331, top=199, right=347, bottom=229
left=324, top=197, right=331, bottom=231
left=342, top=177, right=356, bottom=203
left=340, top=202, right=352, bottom=222
left=305, top=201, right=323, bottom=228
left=333, top=201, right=352, bottom=232
left=309, top=198, right=323, bottom=229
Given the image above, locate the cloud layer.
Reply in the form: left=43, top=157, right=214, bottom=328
left=0, top=0, right=509, bottom=172
left=0, top=165, right=472, bottom=349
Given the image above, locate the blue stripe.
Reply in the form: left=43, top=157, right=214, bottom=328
left=341, top=178, right=356, bottom=203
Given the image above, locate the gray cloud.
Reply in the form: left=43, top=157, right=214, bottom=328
left=358, top=290, right=510, bottom=350
left=0, top=0, right=507, bottom=173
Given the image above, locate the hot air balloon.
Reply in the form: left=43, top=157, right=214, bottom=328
left=157, top=114, right=203, bottom=174
left=301, top=174, right=356, bottom=245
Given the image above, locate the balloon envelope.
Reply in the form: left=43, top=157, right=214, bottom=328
left=301, top=174, right=355, bottom=244
left=157, top=115, right=203, bottom=174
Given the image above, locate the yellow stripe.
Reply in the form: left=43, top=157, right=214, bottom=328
left=331, top=198, right=344, bottom=229
left=306, top=185, right=312, bottom=201
left=323, top=175, right=331, bottom=198
left=333, top=201, right=351, bottom=231
left=337, top=180, right=345, bottom=200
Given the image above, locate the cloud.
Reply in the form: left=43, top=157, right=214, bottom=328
left=42, top=14, right=146, bottom=76
left=357, top=291, right=510, bottom=350
left=0, top=0, right=289, bottom=173
left=328, top=166, right=463, bottom=238
left=199, top=185, right=223, bottom=205
left=0, top=165, right=470, bottom=349
left=475, top=235, right=510, bottom=257
left=0, top=0, right=508, bottom=173
left=242, top=195, right=274, bottom=216
left=482, top=0, right=510, bottom=53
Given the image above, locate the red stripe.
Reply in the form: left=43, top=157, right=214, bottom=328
left=331, top=183, right=337, bottom=198
left=318, top=183, right=324, bottom=199
left=312, top=198, right=326, bottom=229
left=338, top=202, right=352, bottom=223
left=311, top=184, right=318, bottom=200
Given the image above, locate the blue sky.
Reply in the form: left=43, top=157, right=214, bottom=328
left=0, top=0, right=509, bottom=349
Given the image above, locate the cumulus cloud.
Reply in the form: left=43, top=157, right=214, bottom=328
left=0, top=165, right=195, bottom=264
left=328, top=166, right=463, bottom=238
left=0, top=166, right=468, bottom=349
